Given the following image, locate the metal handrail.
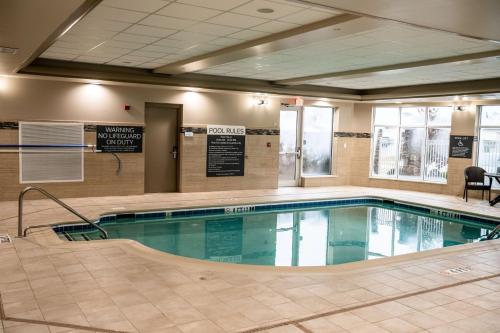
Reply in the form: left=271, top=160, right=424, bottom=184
left=18, top=186, right=108, bottom=239
left=487, top=223, right=500, bottom=240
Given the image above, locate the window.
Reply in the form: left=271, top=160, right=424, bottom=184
left=371, top=106, right=452, bottom=182
left=302, top=106, right=334, bottom=176
left=478, top=105, right=500, bottom=176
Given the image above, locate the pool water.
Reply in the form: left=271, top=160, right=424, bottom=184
left=63, top=205, right=493, bottom=266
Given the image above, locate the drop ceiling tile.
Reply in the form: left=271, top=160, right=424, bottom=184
left=52, top=40, right=99, bottom=51
left=128, top=50, right=168, bottom=58
left=124, top=25, right=177, bottom=38
left=119, top=55, right=158, bottom=62
left=87, top=6, right=149, bottom=23
left=252, top=20, right=299, bottom=33
left=113, top=33, right=160, bottom=44
left=209, top=37, right=244, bottom=47
left=231, top=0, right=303, bottom=19
left=184, top=22, right=241, bottom=36
left=139, top=15, right=196, bottom=30
left=228, top=30, right=268, bottom=40
left=154, top=38, right=198, bottom=49
left=101, top=0, right=170, bottom=12
left=206, top=12, right=268, bottom=29
left=142, top=44, right=180, bottom=53
left=77, top=17, right=132, bottom=32
left=103, top=40, right=146, bottom=50
left=157, top=3, right=222, bottom=21
left=279, top=9, right=333, bottom=24
left=177, top=0, right=249, bottom=11
left=87, top=46, right=131, bottom=56
left=169, top=31, right=217, bottom=43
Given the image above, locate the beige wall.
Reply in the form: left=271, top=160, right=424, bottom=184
left=0, top=75, right=497, bottom=200
left=0, top=76, right=280, bottom=200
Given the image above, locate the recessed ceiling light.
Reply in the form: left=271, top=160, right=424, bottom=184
left=0, top=46, right=18, bottom=54
left=257, top=8, right=274, bottom=13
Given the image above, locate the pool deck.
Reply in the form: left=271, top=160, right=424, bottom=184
left=0, top=186, right=499, bottom=333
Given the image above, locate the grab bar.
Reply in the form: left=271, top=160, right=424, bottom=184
left=487, top=223, right=500, bottom=240
left=18, top=186, right=107, bottom=239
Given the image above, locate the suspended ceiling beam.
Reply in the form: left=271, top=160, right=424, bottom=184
left=21, top=59, right=361, bottom=100
left=274, top=49, right=500, bottom=85
left=360, top=77, right=500, bottom=101
left=153, top=13, right=371, bottom=75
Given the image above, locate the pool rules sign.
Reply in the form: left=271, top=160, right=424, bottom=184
left=206, top=125, right=245, bottom=177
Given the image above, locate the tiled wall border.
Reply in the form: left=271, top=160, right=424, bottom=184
left=334, top=132, right=371, bottom=138
left=52, top=197, right=500, bottom=235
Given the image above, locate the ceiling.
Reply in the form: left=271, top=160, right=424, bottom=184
left=2, top=0, right=500, bottom=99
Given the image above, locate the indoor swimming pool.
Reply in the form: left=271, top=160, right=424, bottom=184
left=54, top=199, right=497, bottom=267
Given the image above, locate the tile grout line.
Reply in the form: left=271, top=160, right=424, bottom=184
left=0, top=292, right=131, bottom=333
left=238, top=272, right=500, bottom=333
left=294, top=322, right=314, bottom=333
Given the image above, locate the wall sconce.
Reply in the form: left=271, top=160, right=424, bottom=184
left=454, top=105, right=467, bottom=112
left=254, top=96, right=269, bottom=106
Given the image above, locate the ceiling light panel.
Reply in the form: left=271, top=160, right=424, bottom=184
left=40, top=0, right=341, bottom=68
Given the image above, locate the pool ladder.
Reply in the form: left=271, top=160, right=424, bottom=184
left=18, top=186, right=108, bottom=239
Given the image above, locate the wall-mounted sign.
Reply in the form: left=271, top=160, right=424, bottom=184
left=96, top=125, right=143, bottom=153
left=206, top=125, right=245, bottom=177
left=449, top=135, right=473, bottom=159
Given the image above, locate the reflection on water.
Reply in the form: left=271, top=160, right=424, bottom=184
left=88, top=206, right=491, bottom=267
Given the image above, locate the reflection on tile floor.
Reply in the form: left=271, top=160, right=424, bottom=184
left=0, top=187, right=499, bottom=332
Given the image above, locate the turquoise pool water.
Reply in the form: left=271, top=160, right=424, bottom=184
left=60, top=203, right=494, bottom=267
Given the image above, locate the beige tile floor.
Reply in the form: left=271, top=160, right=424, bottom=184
left=0, top=186, right=499, bottom=333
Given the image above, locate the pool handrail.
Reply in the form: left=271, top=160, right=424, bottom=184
left=487, top=223, right=500, bottom=240
left=18, top=186, right=108, bottom=239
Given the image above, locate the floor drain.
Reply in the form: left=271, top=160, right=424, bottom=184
left=0, top=234, right=11, bottom=244
left=441, top=266, right=471, bottom=275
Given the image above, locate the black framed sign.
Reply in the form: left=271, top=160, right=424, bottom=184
left=449, top=135, right=473, bottom=158
left=96, top=125, right=143, bottom=153
left=206, top=125, right=245, bottom=177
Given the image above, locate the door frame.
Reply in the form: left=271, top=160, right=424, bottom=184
left=279, top=106, right=303, bottom=187
left=144, top=102, right=183, bottom=192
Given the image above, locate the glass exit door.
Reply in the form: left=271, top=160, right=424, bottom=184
left=279, top=107, right=302, bottom=186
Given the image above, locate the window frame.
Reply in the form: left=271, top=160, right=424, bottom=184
left=477, top=105, right=500, bottom=183
left=370, top=106, right=452, bottom=184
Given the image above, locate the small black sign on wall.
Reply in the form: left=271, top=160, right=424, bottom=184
left=449, top=135, right=473, bottom=159
left=96, top=125, right=143, bottom=153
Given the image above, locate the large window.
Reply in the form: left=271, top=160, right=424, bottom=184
left=478, top=105, right=500, bottom=176
left=371, top=106, right=452, bottom=183
left=302, top=106, right=334, bottom=176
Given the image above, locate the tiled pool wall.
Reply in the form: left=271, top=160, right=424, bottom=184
left=53, top=197, right=500, bottom=235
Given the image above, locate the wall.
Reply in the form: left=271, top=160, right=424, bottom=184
left=0, top=76, right=280, bottom=200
